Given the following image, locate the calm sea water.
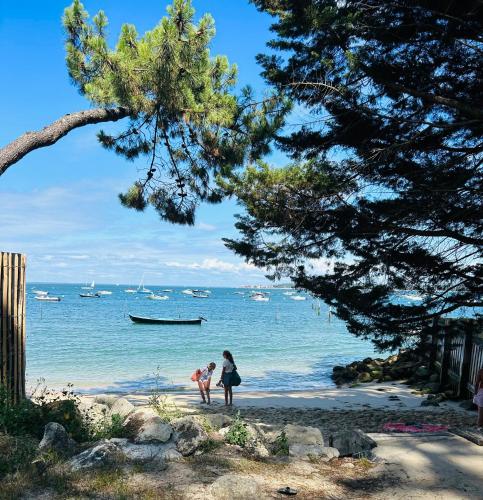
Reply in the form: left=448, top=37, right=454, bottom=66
left=26, top=283, right=378, bottom=394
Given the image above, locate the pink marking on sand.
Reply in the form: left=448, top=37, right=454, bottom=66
left=383, top=422, right=449, bottom=433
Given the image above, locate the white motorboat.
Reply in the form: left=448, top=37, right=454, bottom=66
left=162, top=289, right=173, bottom=292
left=97, top=290, right=112, bottom=296
left=182, top=289, right=194, bottom=295
left=35, top=296, right=61, bottom=302
left=250, top=292, right=269, bottom=302
left=192, top=292, right=209, bottom=298
left=283, top=291, right=296, bottom=296
left=147, top=294, right=169, bottom=300
left=124, top=289, right=137, bottom=293
left=290, top=295, right=306, bottom=301
left=34, top=290, right=49, bottom=296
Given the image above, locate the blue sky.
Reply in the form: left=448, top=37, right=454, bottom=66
left=0, top=0, right=286, bottom=286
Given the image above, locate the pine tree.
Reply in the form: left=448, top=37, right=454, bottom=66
left=224, top=0, right=483, bottom=349
left=1, top=1, right=287, bottom=224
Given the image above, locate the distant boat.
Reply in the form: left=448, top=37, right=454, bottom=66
left=234, top=291, right=244, bottom=295
left=80, top=293, right=100, bottom=298
left=147, top=294, right=169, bottom=301
left=97, top=290, right=112, bottom=296
left=250, top=292, right=269, bottom=302
left=192, top=292, right=209, bottom=298
left=129, top=314, right=206, bottom=325
left=182, top=289, right=194, bottom=295
left=81, top=280, right=95, bottom=290
left=34, top=290, right=49, bottom=296
left=290, top=295, right=306, bottom=301
left=283, top=291, right=296, bottom=296
left=137, top=274, right=152, bottom=294
left=162, top=289, right=173, bottom=293
left=124, top=289, right=137, bottom=294
left=35, top=296, right=61, bottom=302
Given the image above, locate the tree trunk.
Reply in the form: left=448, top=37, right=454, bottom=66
left=0, top=107, right=129, bottom=176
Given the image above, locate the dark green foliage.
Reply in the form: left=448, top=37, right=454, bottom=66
left=225, top=412, right=249, bottom=447
left=272, top=430, right=288, bottom=456
left=63, top=0, right=288, bottom=224
left=93, top=414, right=127, bottom=440
left=0, top=434, right=37, bottom=479
left=225, top=1, right=483, bottom=349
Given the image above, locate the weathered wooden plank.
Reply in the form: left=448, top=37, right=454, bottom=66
left=0, top=253, right=5, bottom=385
left=12, top=253, right=18, bottom=402
left=20, top=255, right=26, bottom=400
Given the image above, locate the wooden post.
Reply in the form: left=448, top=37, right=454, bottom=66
left=0, top=252, right=27, bottom=402
left=459, top=321, right=475, bottom=398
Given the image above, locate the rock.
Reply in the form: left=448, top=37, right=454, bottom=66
left=134, top=416, right=172, bottom=444
left=69, top=441, right=124, bottom=471
left=357, top=372, right=372, bottom=383
left=209, top=474, right=265, bottom=500
left=284, top=424, right=323, bottom=446
left=123, top=407, right=159, bottom=437
left=328, top=429, right=377, bottom=457
left=108, top=438, right=178, bottom=464
left=289, top=444, right=339, bottom=461
left=341, top=462, right=355, bottom=469
left=204, top=413, right=233, bottom=430
left=38, top=422, right=76, bottom=456
left=459, top=400, right=476, bottom=411
left=78, top=401, right=110, bottom=426
left=172, top=415, right=208, bottom=456
left=423, top=382, right=441, bottom=394
left=109, top=398, right=135, bottom=419
left=415, top=366, right=430, bottom=378
left=94, top=395, right=118, bottom=407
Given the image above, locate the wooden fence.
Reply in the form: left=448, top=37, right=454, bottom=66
left=430, top=318, right=483, bottom=399
left=0, top=252, right=27, bottom=402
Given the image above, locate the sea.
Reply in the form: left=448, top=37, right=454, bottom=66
left=26, top=283, right=380, bottom=394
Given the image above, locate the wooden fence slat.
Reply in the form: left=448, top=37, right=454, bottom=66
left=0, top=252, right=27, bottom=401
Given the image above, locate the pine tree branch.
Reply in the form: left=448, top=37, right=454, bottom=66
left=0, top=107, right=129, bottom=176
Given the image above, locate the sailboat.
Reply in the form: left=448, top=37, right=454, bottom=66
left=137, top=274, right=152, bottom=294
left=81, top=280, right=95, bottom=290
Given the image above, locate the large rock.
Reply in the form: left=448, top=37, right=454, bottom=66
left=328, top=429, right=377, bottom=457
left=134, top=416, right=172, bottom=443
left=123, top=407, right=159, bottom=438
left=289, top=444, right=339, bottom=461
left=172, top=415, right=208, bottom=456
left=109, top=398, right=135, bottom=419
left=94, top=395, right=118, bottom=407
left=204, top=413, right=233, bottom=430
left=108, top=438, right=179, bottom=464
left=68, top=441, right=124, bottom=471
left=209, top=474, right=266, bottom=500
left=78, top=400, right=109, bottom=426
left=284, top=424, right=324, bottom=446
left=38, top=422, right=76, bottom=456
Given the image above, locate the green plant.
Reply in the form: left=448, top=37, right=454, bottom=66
left=225, top=412, right=249, bottom=447
left=93, top=413, right=127, bottom=440
left=0, top=433, right=37, bottom=479
left=272, top=430, right=289, bottom=456
left=148, top=369, right=183, bottom=423
left=198, top=438, right=222, bottom=454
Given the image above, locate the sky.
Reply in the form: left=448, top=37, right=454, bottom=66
left=0, top=0, right=288, bottom=286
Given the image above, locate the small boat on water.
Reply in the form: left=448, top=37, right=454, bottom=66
left=124, top=289, right=137, bottom=294
left=35, top=296, right=61, bottom=302
left=182, top=289, right=194, bottom=295
left=290, top=295, right=306, bottom=301
left=147, top=294, right=169, bottom=301
left=162, top=289, right=173, bottom=293
left=129, top=314, right=206, bottom=325
left=250, top=292, right=269, bottom=302
left=283, top=291, right=296, bottom=296
left=97, top=290, right=112, bottom=296
left=192, top=292, right=209, bottom=298
left=34, top=290, right=49, bottom=296
left=81, top=280, right=95, bottom=290
left=80, top=293, right=100, bottom=298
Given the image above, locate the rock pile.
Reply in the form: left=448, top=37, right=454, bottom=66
left=332, top=350, right=444, bottom=394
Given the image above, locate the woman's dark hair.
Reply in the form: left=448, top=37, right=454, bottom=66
left=223, top=350, right=234, bottom=364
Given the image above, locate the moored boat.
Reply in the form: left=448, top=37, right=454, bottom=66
left=35, top=296, right=61, bottom=302
left=97, top=290, right=112, bottom=296
left=182, top=289, right=194, bottom=295
left=290, top=295, right=306, bottom=301
left=147, top=294, right=169, bottom=300
left=192, top=291, right=209, bottom=298
left=129, top=314, right=206, bottom=325
left=80, top=293, right=100, bottom=298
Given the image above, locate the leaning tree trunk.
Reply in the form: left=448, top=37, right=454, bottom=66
left=0, top=107, right=129, bottom=176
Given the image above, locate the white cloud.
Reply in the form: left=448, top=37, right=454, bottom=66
left=197, top=222, right=217, bottom=231
left=165, top=258, right=260, bottom=274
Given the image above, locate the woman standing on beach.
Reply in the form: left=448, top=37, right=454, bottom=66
left=474, top=367, right=483, bottom=429
left=220, top=350, right=236, bottom=406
